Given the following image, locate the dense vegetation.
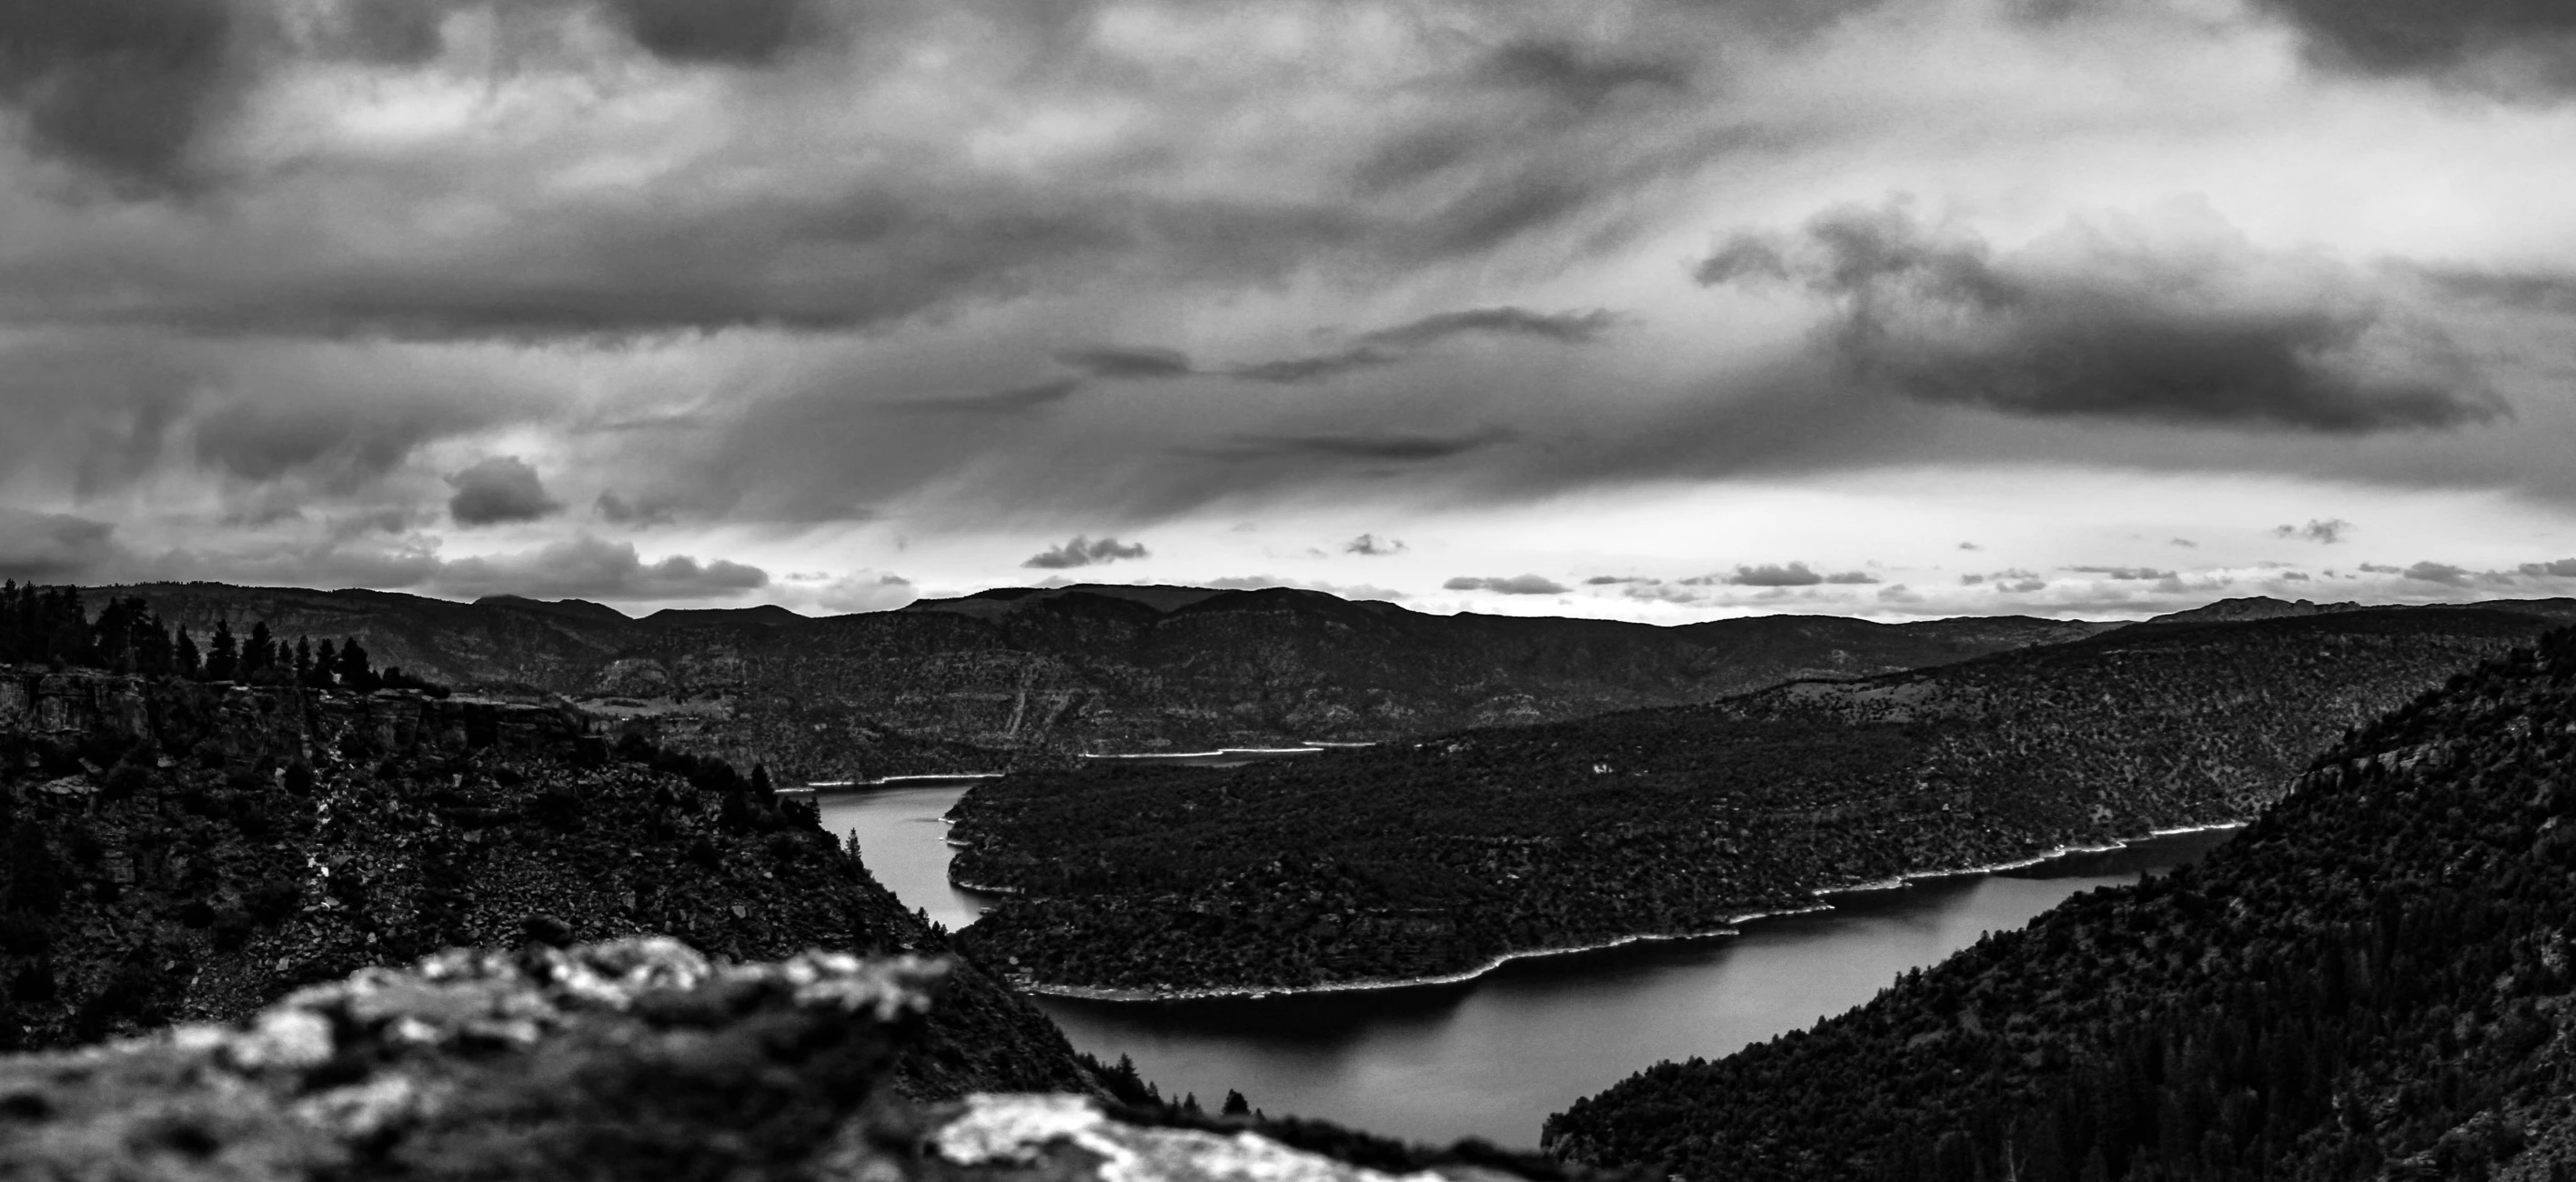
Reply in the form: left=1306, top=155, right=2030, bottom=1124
left=0, top=589, right=1092, bottom=1097
left=91, top=581, right=2120, bottom=779
left=1542, top=625, right=2576, bottom=1180
left=8, top=580, right=436, bottom=692
left=949, top=607, right=2557, bottom=993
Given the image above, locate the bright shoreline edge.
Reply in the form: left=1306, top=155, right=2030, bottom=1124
left=1004, top=820, right=2247, bottom=1004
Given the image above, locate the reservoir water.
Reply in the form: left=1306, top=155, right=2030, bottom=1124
left=818, top=784, right=2236, bottom=1149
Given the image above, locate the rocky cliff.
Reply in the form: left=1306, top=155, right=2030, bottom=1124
left=0, top=937, right=1569, bottom=1182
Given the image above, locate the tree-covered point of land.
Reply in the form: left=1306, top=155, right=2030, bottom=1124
left=0, top=679, right=1088, bottom=1100
left=1543, top=625, right=2576, bottom=1180
left=951, top=608, right=2552, bottom=994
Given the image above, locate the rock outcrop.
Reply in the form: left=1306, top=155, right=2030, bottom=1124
left=0, top=938, right=1555, bottom=1182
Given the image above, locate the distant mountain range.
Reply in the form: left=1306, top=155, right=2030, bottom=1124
left=76, top=581, right=2128, bottom=780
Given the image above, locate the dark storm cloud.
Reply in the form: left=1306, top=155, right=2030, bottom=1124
left=594, top=491, right=678, bottom=527
left=1227, top=348, right=1402, bottom=386
left=2069, top=566, right=2176, bottom=580
left=2401, top=560, right=2473, bottom=586
left=1476, top=39, right=1690, bottom=109
left=2273, top=518, right=2352, bottom=543
left=446, top=456, right=563, bottom=526
left=1694, top=235, right=1794, bottom=285
left=1726, top=563, right=1824, bottom=586
left=1344, top=534, right=1406, bottom=556
left=1021, top=535, right=1148, bottom=570
left=1057, top=346, right=1196, bottom=380
left=2412, top=267, right=2576, bottom=314
left=428, top=536, right=768, bottom=600
left=1700, top=201, right=2505, bottom=432
left=1198, top=426, right=1516, bottom=463
left=2249, top=0, right=2576, bottom=91
left=330, top=0, right=448, bottom=65
left=0, top=0, right=240, bottom=193
left=2523, top=559, right=2576, bottom=577
left=890, top=377, right=1086, bottom=416
left=1444, top=574, right=1568, bottom=595
left=604, top=0, right=815, bottom=65
left=1362, top=307, right=1619, bottom=349
left=1583, top=575, right=1651, bottom=585
left=1228, top=308, right=1615, bottom=386
left=0, top=509, right=117, bottom=580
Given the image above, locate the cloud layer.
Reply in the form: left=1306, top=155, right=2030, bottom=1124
left=1022, top=536, right=1149, bottom=570
left=0, top=0, right=2571, bottom=616
left=1700, top=200, right=2505, bottom=433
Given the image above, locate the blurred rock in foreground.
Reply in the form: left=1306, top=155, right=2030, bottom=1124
left=0, top=937, right=1556, bottom=1182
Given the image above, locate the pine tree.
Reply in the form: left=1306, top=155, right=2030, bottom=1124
left=206, top=619, right=238, bottom=682
left=244, top=621, right=275, bottom=676
left=311, top=639, right=337, bottom=687
left=136, top=611, right=173, bottom=676
left=335, top=637, right=376, bottom=692
left=293, top=636, right=313, bottom=686
left=174, top=629, right=201, bottom=680
left=1222, top=1089, right=1251, bottom=1117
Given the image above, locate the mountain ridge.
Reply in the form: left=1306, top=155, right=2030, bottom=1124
left=75, top=581, right=2128, bottom=781
left=1543, top=621, right=2576, bottom=1179
left=948, top=604, right=2565, bottom=994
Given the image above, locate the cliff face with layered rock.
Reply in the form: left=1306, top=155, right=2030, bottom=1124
left=0, top=666, right=1088, bottom=1099
left=0, top=937, right=1569, bottom=1182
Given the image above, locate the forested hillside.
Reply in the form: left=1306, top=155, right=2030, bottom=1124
left=84, top=581, right=2113, bottom=779
left=950, top=607, right=2557, bottom=995
left=0, top=664, right=1089, bottom=1099
left=1542, top=624, right=2576, bottom=1181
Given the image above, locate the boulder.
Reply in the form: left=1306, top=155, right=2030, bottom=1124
left=0, top=938, right=1529, bottom=1182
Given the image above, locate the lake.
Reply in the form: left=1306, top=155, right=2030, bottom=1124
left=818, top=783, right=2236, bottom=1149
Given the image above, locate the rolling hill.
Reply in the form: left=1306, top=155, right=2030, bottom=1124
left=948, top=605, right=2565, bottom=995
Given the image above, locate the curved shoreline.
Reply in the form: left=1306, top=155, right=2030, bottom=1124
left=1079, top=746, right=1326, bottom=761
left=1005, top=820, right=2245, bottom=1004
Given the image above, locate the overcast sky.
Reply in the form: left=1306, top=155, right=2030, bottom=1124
left=5, top=0, right=2575, bottom=622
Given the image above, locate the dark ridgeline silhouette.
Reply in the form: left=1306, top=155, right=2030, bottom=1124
left=1545, top=626, right=2576, bottom=1180
left=0, top=581, right=440, bottom=695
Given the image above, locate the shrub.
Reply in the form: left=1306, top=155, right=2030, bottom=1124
left=530, top=790, right=584, bottom=834
left=246, top=878, right=301, bottom=924
left=212, top=908, right=254, bottom=952
left=0, top=911, right=50, bottom=955
left=102, top=763, right=153, bottom=801
left=9, top=959, right=55, bottom=1004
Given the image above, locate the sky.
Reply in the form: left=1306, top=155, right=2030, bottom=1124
left=4, top=0, right=2576, bottom=623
